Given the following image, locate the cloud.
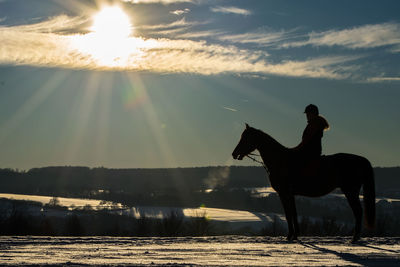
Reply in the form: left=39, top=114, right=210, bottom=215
left=123, top=0, right=197, bottom=4
left=282, top=23, right=400, bottom=50
left=390, top=45, right=400, bottom=53
left=137, top=18, right=221, bottom=39
left=258, top=56, right=361, bottom=79
left=136, top=18, right=211, bottom=37
left=137, top=17, right=205, bottom=31
left=170, top=8, right=190, bottom=15
left=9, top=15, right=89, bottom=34
left=0, top=15, right=360, bottom=80
left=173, top=29, right=223, bottom=39
left=210, top=6, right=252, bottom=16
left=139, top=18, right=191, bottom=30
left=218, top=29, right=297, bottom=46
left=0, top=23, right=90, bottom=69
left=367, top=77, right=400, bottom=82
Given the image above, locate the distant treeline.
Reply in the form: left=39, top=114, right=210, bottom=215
left=374, top=167, right=400, bottom=196
left=0, top=166, right=268, bottom=197
left=0, top=166, right=399, bottom=197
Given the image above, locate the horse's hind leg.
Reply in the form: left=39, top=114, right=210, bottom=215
left=343, top=189, right=362, bottom=243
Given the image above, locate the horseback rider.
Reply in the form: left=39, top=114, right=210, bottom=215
left=293, top=104, right=329, bottom=174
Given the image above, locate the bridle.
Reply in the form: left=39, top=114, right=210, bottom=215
left=246, top=152, right=270, bottom=177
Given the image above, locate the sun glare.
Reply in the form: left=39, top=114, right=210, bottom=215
left=91, top=6, right=131, bottom=39
left=70, top=5, right=144, bottom=67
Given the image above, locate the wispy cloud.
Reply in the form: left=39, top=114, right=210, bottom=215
left=0, top=18, right=91, bottom=69
left=282, top=23, right=400, bottom=50
left=390, top=45, right=400, bottom=53
left=170, top=8, right=190, bottom=15
left=174, top=29, right=223, bottom=39
left=123, top=0, right=198, bottom=4
left=137, top=17, right=205, bottom=31
left=136, top=18, right=211, bottom=37
left=0, top=15, right=361, bottom=80
left=260, top=56, right=361, bottom=79
left=210, top=6, right=252, bottom=16
left=138, top=18, right=191, bottom=30
left=218, top=29, right=297, bottom=47
left=9, top=15, right=89, bottom=34
left=367, top=77, right=400, bottom=82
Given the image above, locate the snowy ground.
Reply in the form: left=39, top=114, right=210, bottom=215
left=1, top=236, right=399, bottom=266
left=0, top=193, right=120, bottom=209
left=0, top=193, right=287, bottom=231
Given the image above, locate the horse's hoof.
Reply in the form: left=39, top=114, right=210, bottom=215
left=286, top=235, right=297, bottom=242
left=351, top=236, right=360, bottom=244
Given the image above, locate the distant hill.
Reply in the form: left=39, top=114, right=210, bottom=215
left=374, top=167, right=400, bottom=195
left=0, top=166, right=399, bottom=197
left=0, top=166, right=268, bottom=196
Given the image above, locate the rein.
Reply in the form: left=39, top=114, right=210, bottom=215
left=246, top=153, right=270, bottom=177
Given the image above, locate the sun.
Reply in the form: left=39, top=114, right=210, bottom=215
left=70, top=5, right=143, bottom=67
left=91, top=6, right=132, bottom=40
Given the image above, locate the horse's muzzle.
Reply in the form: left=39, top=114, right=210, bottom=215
left=232, top=152, right=244, bottom=160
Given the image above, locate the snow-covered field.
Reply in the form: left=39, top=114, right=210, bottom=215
left=2, top=190, right=399, bottom=208
left=1, top=193, right=400, bottom=265
left=2, top=191, right=399, bottom=233
left=0, top=193, right=286, bottom=231
left=0, top=193, right=120, bottom=209
left=1, top=236, right=399, bottom=266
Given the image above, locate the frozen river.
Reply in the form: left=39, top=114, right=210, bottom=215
left=1, top=236, right=399, bottom=266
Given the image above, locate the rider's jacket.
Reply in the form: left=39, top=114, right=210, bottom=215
left=295, top=115, right=329, bottom=159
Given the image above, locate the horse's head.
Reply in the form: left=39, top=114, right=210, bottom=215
left=232, top=123, right=258, bottom=160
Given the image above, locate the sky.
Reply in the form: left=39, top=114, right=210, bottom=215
left=0, top=0, right=399, bottom=170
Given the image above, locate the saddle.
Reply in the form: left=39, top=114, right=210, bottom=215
left=288, top=148, right=326, bottom=179
left=299, top=156, right=325, bottom=178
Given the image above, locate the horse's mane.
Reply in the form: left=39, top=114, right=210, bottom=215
left=251, top=127, right=287, bottom=151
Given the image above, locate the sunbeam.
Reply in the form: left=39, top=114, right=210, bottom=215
left=122, top=73, right=195, bottom=203
left=123, top=73, right=179, bottom=168
left=0, top=71, right=68, bottom=146
left=63, top=72, right=101, bottom=165
left=93, top=74, right=113, bottom=165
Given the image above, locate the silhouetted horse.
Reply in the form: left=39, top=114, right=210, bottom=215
left=232, top=124, right=375, bottom=243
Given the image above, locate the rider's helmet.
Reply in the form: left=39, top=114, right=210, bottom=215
left=304, top=104, right=319, bottom=115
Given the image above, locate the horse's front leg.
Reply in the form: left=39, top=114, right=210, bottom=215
left=279, top=193, right=298, bottom=241
left=292, top=198, right=299, bottom=240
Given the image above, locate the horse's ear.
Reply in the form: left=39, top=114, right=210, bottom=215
left=245, top=123, right=250, bottom=129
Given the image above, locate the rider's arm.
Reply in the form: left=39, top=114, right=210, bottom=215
left=293, top=123, right=319, bottom=151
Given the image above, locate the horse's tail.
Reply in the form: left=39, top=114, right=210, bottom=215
left=363, top=159, right=375, bottom=229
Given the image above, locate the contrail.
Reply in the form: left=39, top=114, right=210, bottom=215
left=222, top=106, right=237, bottom=112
